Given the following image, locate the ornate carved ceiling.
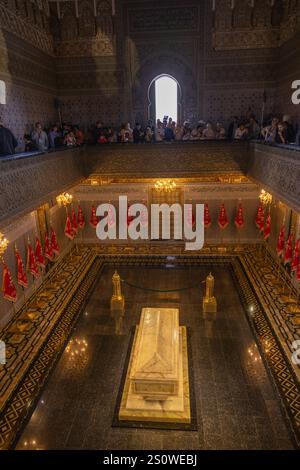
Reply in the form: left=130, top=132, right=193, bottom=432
left=1, top=0, right=299, bottom=57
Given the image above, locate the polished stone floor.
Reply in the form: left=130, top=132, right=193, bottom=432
left=15, top=264, right=295, bottom=450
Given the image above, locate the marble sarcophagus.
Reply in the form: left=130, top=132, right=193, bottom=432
left=119, top=307, right=191, bottom=424
left=130, top=308, right=179, bottom=400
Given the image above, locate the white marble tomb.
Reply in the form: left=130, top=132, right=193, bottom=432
left=119, top=307, right=191, bottom=424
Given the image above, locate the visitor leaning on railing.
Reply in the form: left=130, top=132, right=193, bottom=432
left=48, top=125, right=60, bottom=149
left=31, top=122, right=49, bottom=152
left=0, top=117, right=18, bottom=157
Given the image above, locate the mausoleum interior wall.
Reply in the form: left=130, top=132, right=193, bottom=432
left=54, top=0, right=300, bottom=127
left=1, top=0, right=299, bottom=139
left=0, top=1, right=57, bottom=143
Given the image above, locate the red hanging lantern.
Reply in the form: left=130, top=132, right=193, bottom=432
left=50, top=228, right=59, bottom=256
left=78, top=205, right=85, bottom=229
left=204, top=203, right=211, bottom=228
left=35, top=237, right=45, bottom=268
left=127, top=206, right=135, bottom=226
left=276, top=225, right=285, bottom=258
left=64, top=215, right=74, bottom=240
left=234, top=203, right=245, bottom=229
left=27, top=242, right=39, bottom=278
left=2, top=263, right=17, bottom=302
left=259, top=208, right=265, bottom=232
left=89, top=205, right=98, bottom=228
left=71, top=207, right=78, bottom=235
left=263, top=214, right=271, bottom=240
left=256, top=204, right=265, bottom=233
left=255, top=204, right=263, bottom=229
left=107, top=204, right=115, bottom=228
left=16, top=249, right=28, bottom=288
left=218, top=203, right=228, bottom=230
left=44, top=233, right=54, bottom=261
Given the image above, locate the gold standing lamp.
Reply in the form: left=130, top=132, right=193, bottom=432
left=56, top=192, right=75, bottom=257
left=258, top=189, right=272, bottom=261
left=110, top=271, right=125, bottom=334
left=203, top=272, right=217, bottom=317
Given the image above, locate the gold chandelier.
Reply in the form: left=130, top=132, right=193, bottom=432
left=56, top=192, right=73, bottom=207
left=0, top=232, right=9, bottom=259
left=154, top=179, right=177, bottom=193
left=259, top=189, right=272, bottom=206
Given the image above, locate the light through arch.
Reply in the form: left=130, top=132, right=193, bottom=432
left=154, top=75, right=178, bottom=124
left=0, top=80, right=6, bottom=105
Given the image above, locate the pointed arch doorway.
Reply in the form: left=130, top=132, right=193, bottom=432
left=148, top=74, right=182, bottom=125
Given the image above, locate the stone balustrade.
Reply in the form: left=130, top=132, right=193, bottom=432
left=0, top=147, right=85, bottom=228
left=248, top=142, right=300, bottom=213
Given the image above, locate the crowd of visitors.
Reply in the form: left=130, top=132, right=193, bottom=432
left=0, top=111, right=300, bottom=157
left=23, top=122, right=84, bottom=153
left=74, top=112, right=300, bottom=146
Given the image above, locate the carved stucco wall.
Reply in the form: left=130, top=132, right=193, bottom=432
left=123, top=0, right=278, bottom=123
left=53, top=0, right=298, bottom=128
left=0, top=81, right=56, bottom=145
left=0, top=1, right=56, bottom=144
left=249, top=143, right=300, bottom=214
left=52, top=0, right=125, bottom=127
left=0, top=147, right=84, bottom=228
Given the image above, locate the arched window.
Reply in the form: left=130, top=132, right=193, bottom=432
left=154, top=75, right=178, bottom=124
left=0, top=80, right=6, bottom=105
